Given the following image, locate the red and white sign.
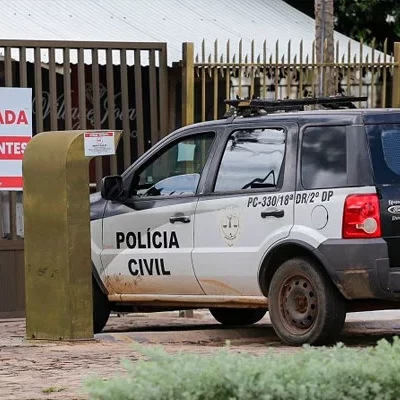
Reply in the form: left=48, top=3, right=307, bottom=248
left=84, top=131, right=115, bottom=157
left=0, top=88, right=32, bottom=190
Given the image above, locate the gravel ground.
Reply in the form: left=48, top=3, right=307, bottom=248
left=1, top=310, right=400, bottom=400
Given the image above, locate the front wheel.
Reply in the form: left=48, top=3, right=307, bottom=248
left=268, top=257, right=346, bottom=346
left=209, top=308, right=267, bottom=326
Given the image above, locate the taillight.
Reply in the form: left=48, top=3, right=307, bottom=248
left=342, top=194, right=381, bottom=239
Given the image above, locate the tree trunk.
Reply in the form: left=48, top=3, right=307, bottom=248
left=315, top=0, right=335, bottom=96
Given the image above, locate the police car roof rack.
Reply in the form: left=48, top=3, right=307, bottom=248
left=223, top=95, right=368, bottom=118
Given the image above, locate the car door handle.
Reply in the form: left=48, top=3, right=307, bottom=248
left=169, top=214, right=191, bottom=224
left=261, top=209, right=285, bottom=218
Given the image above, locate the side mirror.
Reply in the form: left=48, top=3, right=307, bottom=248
left=101, top=175, right=124, bottom=201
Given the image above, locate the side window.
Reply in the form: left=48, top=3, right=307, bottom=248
left=301, top=126, right=347, bottom=189
left=134, top=132, right=215, bottom=197
left=214, top=127, right=286, bottom=192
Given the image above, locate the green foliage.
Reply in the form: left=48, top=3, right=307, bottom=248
left=283, top=0, right=400, bottom=52
left=85, top=337, right=400, bottom=400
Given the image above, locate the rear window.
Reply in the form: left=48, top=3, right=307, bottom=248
left=366, top=124, right=400, bottom=184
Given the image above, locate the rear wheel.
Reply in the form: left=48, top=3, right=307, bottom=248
left=92, top=278, right=111, bottom=334
left=209, top=308, right=267, bottom=326
left=268, top=257, right=346, bottom=346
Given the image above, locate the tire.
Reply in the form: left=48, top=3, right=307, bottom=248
left=209, top=308, right=267, bottom=326
left=92, top=278, right=111, bottom=334
left=268, top=257, right=346, bottom=346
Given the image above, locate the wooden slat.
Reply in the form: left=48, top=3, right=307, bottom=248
left=0, top=39, right=167, bottom=50
left=63, top=48, right=72, bottom=130
left=106, top=48, right=117, bottom=174
left=78, top=48, right=87, bottom=129
left=134, top=50, right=144, bottom=156
left=92, top=49, right=103, bottom=189
left=149, top=49, right=159, bottom=146
left=49, top=47, right=58, bottom=131
left=158, top=45, right=168, bottom=138
left=120, top=49, right=131, bottom=169
left=34, top=47, right=43, bottom=134
left=4, top=47, right=17, bottom=241
left=19, top=47, right=27, bottom=87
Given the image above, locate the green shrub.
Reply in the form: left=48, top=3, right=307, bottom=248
left=85, top=337, right=400, bottom=400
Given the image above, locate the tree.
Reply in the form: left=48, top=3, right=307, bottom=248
left=283, top=0, right=400, bottom=52
left=314, top=0, right=335, bottom=95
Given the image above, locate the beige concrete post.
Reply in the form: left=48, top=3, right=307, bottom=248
left=182, top=42, right=195, bottom=126
left=23, top=130, right=121, bottom=340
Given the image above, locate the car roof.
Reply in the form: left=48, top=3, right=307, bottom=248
left=172, top=108, right=400, bottom=136
left=178, top=108, right=400, bottom=132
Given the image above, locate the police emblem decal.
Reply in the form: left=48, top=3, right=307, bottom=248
left=218, top=206, right=240, bottom=246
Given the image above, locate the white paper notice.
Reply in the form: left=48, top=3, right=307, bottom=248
left=84, top=132, right=115, bottom=156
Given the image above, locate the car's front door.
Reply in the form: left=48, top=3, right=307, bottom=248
left=193, top=124, right=297, bottom=296
left=101, top=130, right=216, bottom=295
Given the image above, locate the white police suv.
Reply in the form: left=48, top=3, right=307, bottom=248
left=90, top=95, right=400, bottom=346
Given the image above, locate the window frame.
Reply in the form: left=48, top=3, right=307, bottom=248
left=299, top=123, right=348, bottom=191
left=125, top=130, right=217, bottom=200
left=209, top=125, right=288, bottom=196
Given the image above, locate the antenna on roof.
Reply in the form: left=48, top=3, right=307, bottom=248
left=223, top=95, right=368, bottom=118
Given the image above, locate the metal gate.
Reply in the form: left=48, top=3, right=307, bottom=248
left=0, top=40, right=168, bottom=318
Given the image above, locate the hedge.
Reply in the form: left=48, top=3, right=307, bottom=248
left=85, top=337, right=400, bottom=400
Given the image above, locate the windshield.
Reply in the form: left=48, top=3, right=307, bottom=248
left=366, top=124, right=400, bottom=184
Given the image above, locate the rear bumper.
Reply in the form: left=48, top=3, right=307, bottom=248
left=316, top=238, right=400, bottom=300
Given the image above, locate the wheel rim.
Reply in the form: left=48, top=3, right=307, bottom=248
left=278, top=274, right=318, bottom=334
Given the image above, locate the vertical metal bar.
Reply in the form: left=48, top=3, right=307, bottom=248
left=323, top=39, right=328, bottom=96
left=158, top=44, right=168, bottom=138
left=63, top=48, right=72, bottom=130
left=92, top=49, right=103, bottom=189
left=49, top=47, right=58, bottom=131
left=359, top=39, right=363, bottom=107
left=382, top=39, right=387, bottom=108
left=392, top=42, right=400, bottom=108
left=4, top=47, right=15, bottom=240
left=287, top=41, right=291, bottom=98
left=335, top=41, right=339, bottom=96
left=149, top=49, right=159, bottom=145
left=299, top=40, right=303, bottom=98
left=78, top=48, right=86, bottom=130
left=312, top=41, right=316, bottom=98
left=346, top=41, right=351, bottom=96
left=225, top=40, right=230, bottom=112
left=134, top=50, right=145, bottom=156
left=238, top=40, right=243, bottom=97
left=275, top=40, right=279, bottom=100
left=201, top=41, right=206, bottom=121
left=250, top=40, right=255, bottom=98
left=213, top=40, right=218, bottom=119
left=106, top=48, right=117, bottom=174
left=120, top=49, right=131, bottom=169
left=262, top=40, right=267, bottom=98
left=370, top=39, right=375, bottom=108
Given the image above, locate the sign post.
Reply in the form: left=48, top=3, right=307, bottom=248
left=0, top=88, right=32, bottom=190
